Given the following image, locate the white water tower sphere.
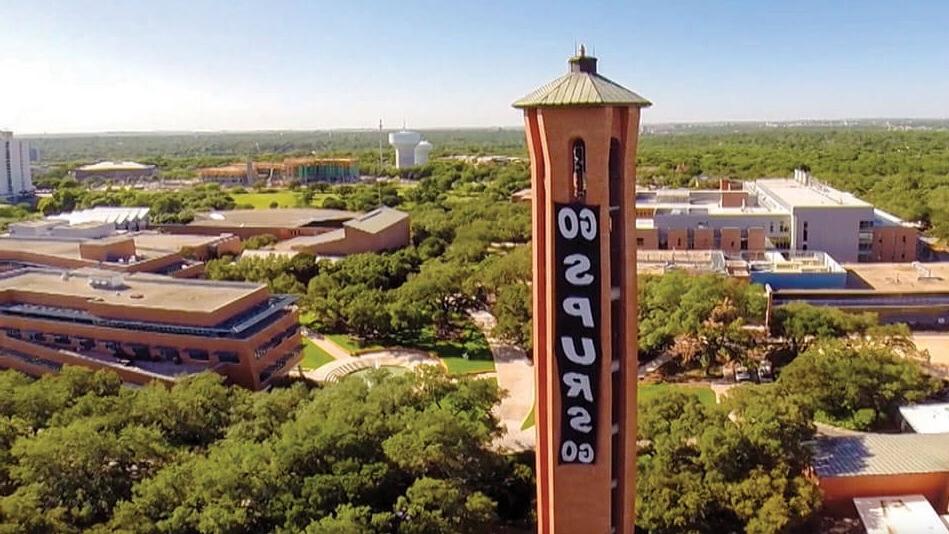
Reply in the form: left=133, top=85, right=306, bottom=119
left=388, top=130, right=422, bottom=169
left=415, top=140, right=433, bottom=166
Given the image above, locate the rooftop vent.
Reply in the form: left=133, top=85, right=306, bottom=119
left=88, top=274, right=126, bottom=290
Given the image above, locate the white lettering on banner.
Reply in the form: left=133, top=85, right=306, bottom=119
left=560, top=336, right=597, bottom=365
left=562, top=297, right=594, bottom=327
left=563, top=254, right=594, bottom=286
left=554, top=203, right=601, bottom=465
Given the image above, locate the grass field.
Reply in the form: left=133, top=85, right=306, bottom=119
left=231, top=191, right=301, bottom=209
left=299, top=338, right=335, bottom=370
left=326, top=334, right=383, bottom=354
left=408, top=324, right=495, bottom=375
left=638, top=383, right=717, bottom=406
left=230, top=191, right=334, bottom=209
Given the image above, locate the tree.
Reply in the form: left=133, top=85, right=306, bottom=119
left=637, top=390, right=821, bottom=533
left=0, top=366, right=530, bottom=533
left=242, top=233, right=279, bottom=250
left=776, top=339, right=941, bottom=430
left=770, top=302, right=877, bottom=355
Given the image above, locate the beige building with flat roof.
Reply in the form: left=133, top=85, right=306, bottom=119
left=0, top=267, right=301, bottom=390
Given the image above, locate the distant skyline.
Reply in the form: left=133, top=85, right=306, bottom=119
left=2, top=0, right=948, bottom=134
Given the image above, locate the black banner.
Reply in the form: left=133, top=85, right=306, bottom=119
left=554, top=202, right=601, bottom=465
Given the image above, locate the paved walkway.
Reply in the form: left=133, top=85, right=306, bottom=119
left=469, top=309, right=536, bottom=451
left=301, top=330, right=351, bottom=361
left=302, top=348, right=439, bottom=383
left=912, top=332, right=949, bottom=379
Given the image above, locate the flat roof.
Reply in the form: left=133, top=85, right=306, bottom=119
left=190, top=208, right=356, bottom=229
left=129, top=231, right=231, bottom=251
left=812, top=433, right=949, bottom=478
left=0, top=268, right=264, bottom=314
left=755, top=178, right=872, bottom=209
left=854, top=495, right=949, bottom=534
left=844, top=262, right=949, bottom=292
left=344, top=206, right=408, bottom=234
left=76, top=161, right=155, bottom=171
left=276, top=229, right=345, bottom=250
left=51, top=207, right=150, bottom=225
left=899, top=403, right=949, bottom=434
left=0, top=232, right=219, bottom=264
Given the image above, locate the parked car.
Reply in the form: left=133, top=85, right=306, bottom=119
left=733, top=364, right=754, bottom=383
left=758, top=360, right=774, bottom=382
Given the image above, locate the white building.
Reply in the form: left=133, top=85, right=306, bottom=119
left=0, top=131, right=34, bottom=200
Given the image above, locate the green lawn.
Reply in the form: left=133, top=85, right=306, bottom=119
left=326, top=334, right=383, bottom=354
left=231, top=191, right=301, bottom=209
left=521, top=406, right=535, bottom=430
left=638, top=383, right=716, bottom=406
left=299, top=338, right=335, bottom=370
left=407, top=324, right=495, bottom=376
left=230, top=190, right=334, bottom=209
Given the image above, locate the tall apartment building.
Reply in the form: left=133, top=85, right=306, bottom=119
left=0, top=131, right=34, bottom=200
left=636, top=170, right=918, bottom=263
left=0, top=267, right=301, bottom=390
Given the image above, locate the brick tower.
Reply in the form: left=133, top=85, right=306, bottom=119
left=513, top=47, right=650, bottom=534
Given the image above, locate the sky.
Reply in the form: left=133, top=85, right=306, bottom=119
left=2, top=0, right=948, bottom=133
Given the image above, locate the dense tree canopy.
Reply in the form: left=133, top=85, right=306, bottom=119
left=638, top=272, right=766, bottom=357
left=777, top=339, right=941, bottom=431
left=0, top=367, right=533, bottom=533
left=637, top=388, right=821, bottom=533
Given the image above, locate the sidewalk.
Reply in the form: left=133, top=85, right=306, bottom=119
left=468, top=309, right=536, bottom=451
left=301, top=329, right=352, bottom=361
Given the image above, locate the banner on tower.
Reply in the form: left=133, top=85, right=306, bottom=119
left=553, top=202, right=601, bottom=465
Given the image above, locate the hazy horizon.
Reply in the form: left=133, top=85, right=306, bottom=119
left=3, top=1, right=949, bottom=133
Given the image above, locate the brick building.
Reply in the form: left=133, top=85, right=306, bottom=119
left=0, top=267, right=301, bottom=390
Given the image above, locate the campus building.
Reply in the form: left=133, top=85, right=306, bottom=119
left=199, top=158, right=359, bottom=186
left=0, top=267, right=301, bottom=390
left=273, top=206, right=410, bottom=257
left=72, top=161, right=158, bottom=183
left=48, top=206, right=151, bottom=231
left=283, top=157, right=359, bottom=184
left=161, top=207, right=411, bottom=258
left=767, top=262, right=949, bottom=330
left=812, top=432, right=949, bottom=521
left=162, top=208, right=357, bottom=241
left=515, top=48, right=647, bottom=533
left=0, top=222, right=240, bottom=278
left=0, top=131, right=34, bottom=201
left=636, top=170, right=919, bottom=263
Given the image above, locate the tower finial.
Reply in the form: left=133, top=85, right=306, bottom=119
left=579, top=43, right=586, bottom=57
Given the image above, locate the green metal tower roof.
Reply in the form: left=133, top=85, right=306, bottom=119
left=513, top=49, right=651, bottom=109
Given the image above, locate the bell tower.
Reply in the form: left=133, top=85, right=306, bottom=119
left=513, top=48, right=650, bottom=534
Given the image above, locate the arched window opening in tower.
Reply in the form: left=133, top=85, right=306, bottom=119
left=572, top=139, right=587, bottom=200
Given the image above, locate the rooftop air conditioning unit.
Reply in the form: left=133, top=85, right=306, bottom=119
left=88, top=274, right=125, bottom=290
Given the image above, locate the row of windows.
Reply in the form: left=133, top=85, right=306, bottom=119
left=256, top=324, right=300, bottom=360
left=258, top=347, right=301, bottom=384
left=4, top=328, right=241, bottom=366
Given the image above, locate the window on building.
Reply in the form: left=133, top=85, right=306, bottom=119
left=187, top=349, right=210, bottom=361
left=571, top=139, right=586, bottom=200
left=802, top=221, right=809, bottom=242
left=216, top=351, right=240, bottom=364
left=636, top=237, right=644, bottom=247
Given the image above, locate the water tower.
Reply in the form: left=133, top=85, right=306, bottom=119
left=414, top=140, right=433, bottom=166
left=388, top=130, right=422, bottom=169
